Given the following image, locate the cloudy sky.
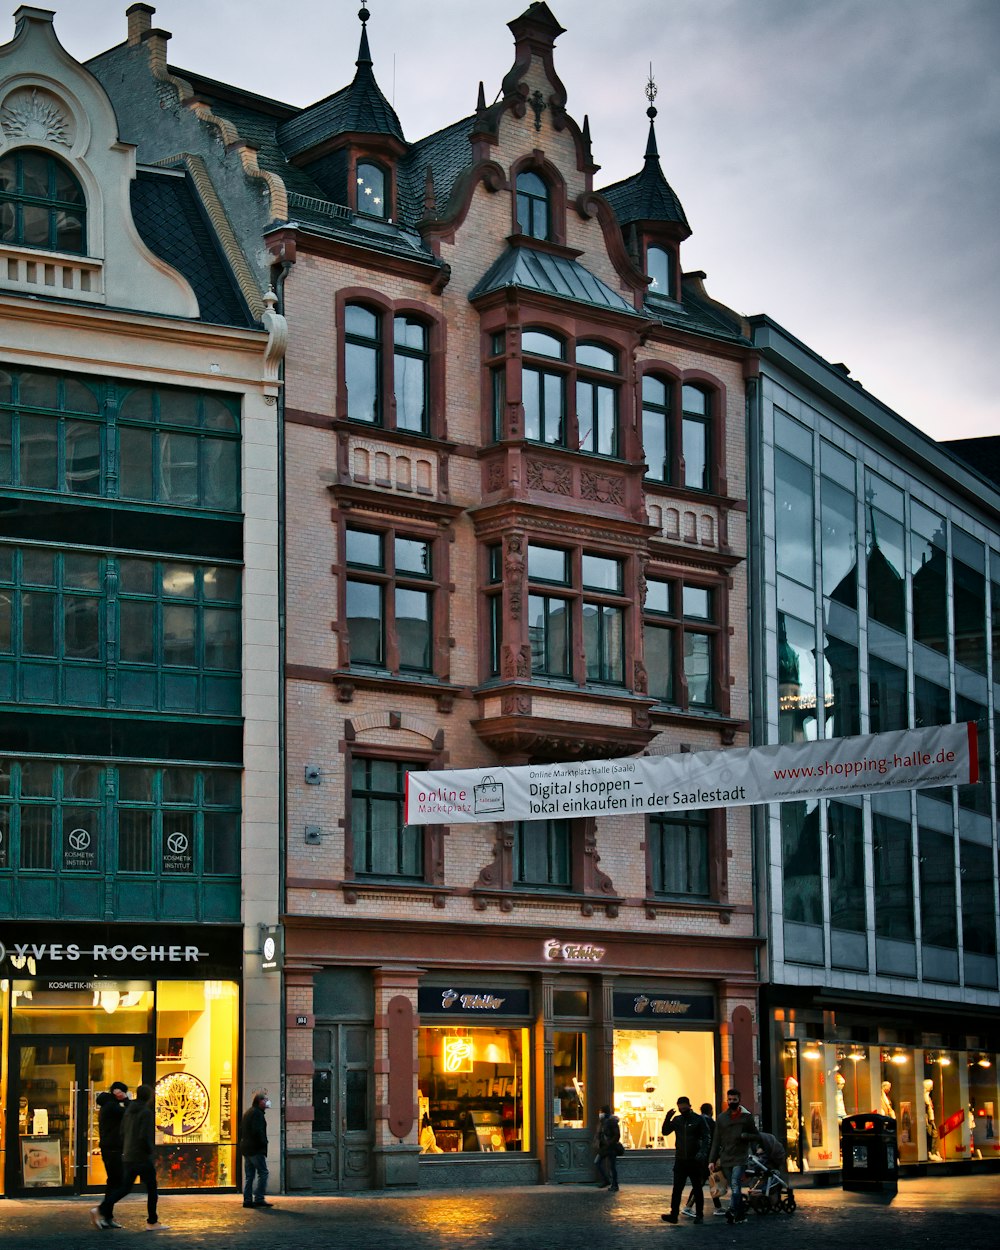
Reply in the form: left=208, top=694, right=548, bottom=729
left=27, top=0, right=1000, bottom=442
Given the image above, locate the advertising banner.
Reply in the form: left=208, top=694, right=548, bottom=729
left=405, top=722, right=976, bottom=827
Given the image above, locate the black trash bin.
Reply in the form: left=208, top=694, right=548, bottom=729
left=841, top=1112, right=898, bottom=1194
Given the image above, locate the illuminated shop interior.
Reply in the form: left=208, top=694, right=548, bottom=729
left=612, top=1029, right=715, bottom=1149
left=417, top=1027, right=530, bottom=1153
left=1, top=978, right=237, bottom=1193
left=781, top=1034, right=998, bottom=1170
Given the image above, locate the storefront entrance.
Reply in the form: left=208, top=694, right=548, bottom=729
left=8, top=1034, right=152, bottom=1196
left=311, top=1024, right=374, bottom=1191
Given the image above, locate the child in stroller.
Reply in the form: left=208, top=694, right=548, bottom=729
left=742, top=1131, right=796, bottom=1214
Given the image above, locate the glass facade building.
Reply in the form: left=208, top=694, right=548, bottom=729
left=750, top=317, right=1000, bottom=1172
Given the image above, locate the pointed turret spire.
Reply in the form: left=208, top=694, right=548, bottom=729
left=357, top=5, right=372, bottom=67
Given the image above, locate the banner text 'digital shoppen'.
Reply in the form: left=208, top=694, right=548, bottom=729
left=404, top=722, right=977, bottom=827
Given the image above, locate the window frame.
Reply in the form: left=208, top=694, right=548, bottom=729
left=0, top=147, right=86, bottom=255
left=342, top=745, right=442, bottom=888
left=642, top=571, right=724, bottom=711
left=639, top=367, right=721, bottom=494
left=526, top=540, right=629, bottom=688
left=342, top=520, right=443, bottom=678
left=338, top=292, right=443, bottom=438
left=354, top=158, right=390, bottom=220
left=645, top=243, right=676, bottom=302
left=647, top=808, right=714, bottom=900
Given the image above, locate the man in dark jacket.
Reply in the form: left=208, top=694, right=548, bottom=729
left=593, top=1104, right=621, bottom=1192
left=93, top=1081, right=128, bottom=1227
left=92, top=1084, right=167, bottom=1231
left=239, top=1092, right=273, bottom=1208
left=660, top=1097, right=712, bottom=1223
left=709, top=1088, right=758, bottom=1224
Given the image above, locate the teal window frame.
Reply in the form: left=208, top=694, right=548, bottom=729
left=0, top=542, right=241, bottom=716
left=0, top=759, right=241, bottom=921
left=0, top=366, right=241, bottom=513
left=0, top=148, right=86, bottom=254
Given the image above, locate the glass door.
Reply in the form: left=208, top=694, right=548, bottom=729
left=9, top=1036, right=150, bottom=1195
left=552, top=1030, right=592, bottom=1181
left=311, top=1024, right=374, bottom=1191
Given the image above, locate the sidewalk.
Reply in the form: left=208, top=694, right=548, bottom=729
left=1, top=1174, right=996, bottom=1250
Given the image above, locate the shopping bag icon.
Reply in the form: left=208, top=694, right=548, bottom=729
left=474, top=776, right=505, bottom=815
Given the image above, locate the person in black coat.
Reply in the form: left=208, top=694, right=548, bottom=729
left=660, top=1096, right=712, bottom=1223
left=96, top=1081, right=129, bottom=1192
left=239, top=1093, right=273, bottom=1208
left=683, top=1103, right=729, bottom=1217
left=93, top=1084, right=166, bottom=1231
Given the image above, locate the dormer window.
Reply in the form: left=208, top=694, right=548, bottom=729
left=646, top=244, right=674, bottom=300
left=356, top=160, right=387, bottom=219
left=0, top=149, right=85, bottom=254
left=515, top=170, right=549, bottom=240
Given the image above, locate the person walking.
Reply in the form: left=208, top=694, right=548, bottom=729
left=92, top=1083, right=167, bottom=1231
left=91, top=1080, right=129, bottom=1230
left=708, top=1088, right=757, bottom=1224
left=683, top=1102, right=729, bottom=1218
left=660, top=1097, right=711, bottom=1224
left=593, top=1103, right=622, bottom=1191
left=239, top=1092, right=273, bottom=1208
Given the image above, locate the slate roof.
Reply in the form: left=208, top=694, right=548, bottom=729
left=277, top=24, right=405, bottom=157
left=942, top=437, right=1000, bottom=491
left=646, top=280, right=749, bottom=345
left=397, top=115, right=477, bottom=229
left=599, top=120, right=689, bottom=232
left=130, top=170, right=254, bottom=327
left=469, top=245, right=638, bottom=315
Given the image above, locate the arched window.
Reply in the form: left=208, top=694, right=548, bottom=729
left=646, top=245, right=674, bottom=300
left=0, top=149, right=85, bottom=254
left=516, top=170, right=549, bottom=240
left=356, top=160, right=388, bottom=219
left=344, top=301, right=433, bottom=434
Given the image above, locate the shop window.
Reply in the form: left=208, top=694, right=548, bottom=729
left=0, top=544, right=241, bottom=716
left=349, top=757, right=423, bottom=880
left=784, top=1038, right=842, bottom=1171
left=512, top=328, right=621, bottom=458
left=0, top=368, right=240, bottom=511
left=643, top=575, right=720, bottom=710
left=527, top=543, right=627, bottom=687
left=0, top=148, right=86, bottom=254
left=553, top=1030, right=586, bottom=1128
left=0, top=760, right=240, bottom=917
left=646, top=244, right=674, bottom=300
left=343, top=303, right=433, bottom=434
left=923, top=1050, right=964, bottom=1162
left=515, top=170, right=549, bottom=240
left=417, top=1026, right=530, bottom=1153
left=648, top=810, right=710, bottom=898
left=612, top=1029, right=714, bottom=1150
left=355, top=160, right=388, bottom=219
left=641, top=374, right=718, bottom=492
left=154, top=979, right=238, bottom=1187
left=344, top=525, right=437, bottom=674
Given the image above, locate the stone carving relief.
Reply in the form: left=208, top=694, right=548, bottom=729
left=526, top=459, right=572, bottom=495
left=1, top=87, right=73, bottom=146
left=580, top=469, right=624, bottom=505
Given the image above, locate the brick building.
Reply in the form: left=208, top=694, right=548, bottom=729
left=89, top=0, right=761, bottom=1191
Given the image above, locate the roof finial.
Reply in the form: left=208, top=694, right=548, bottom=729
left=645, top=63, right=658, bottom=121
left=644, top=65, right=659, bottom=161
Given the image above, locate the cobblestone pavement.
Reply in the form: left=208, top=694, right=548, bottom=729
left=1, top=1174, right=996, bottom=1250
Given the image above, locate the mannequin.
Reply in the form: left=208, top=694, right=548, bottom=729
left=835, top=1072, right=847, bottom=1121
left=923, top=1078, right=941, bottom=1161
left=880, top=1081, right=895, bottom=1119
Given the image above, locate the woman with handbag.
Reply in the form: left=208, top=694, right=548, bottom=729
left=594, top=1104, right=623, bottom=1191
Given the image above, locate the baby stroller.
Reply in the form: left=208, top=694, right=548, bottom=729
left=743, top=1148, right=796, bottom=1215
